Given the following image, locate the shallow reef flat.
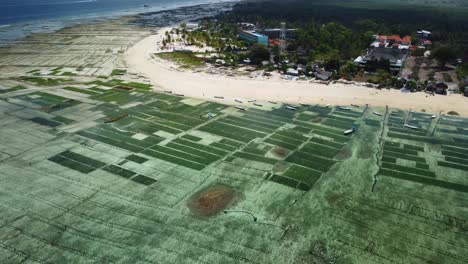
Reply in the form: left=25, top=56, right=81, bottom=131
left=0, top=7, right=468, bottom=263
left=1, top=74, right=468, bottom=263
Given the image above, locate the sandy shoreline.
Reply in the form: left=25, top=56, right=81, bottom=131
left=125, top=27, right=468, bottom=116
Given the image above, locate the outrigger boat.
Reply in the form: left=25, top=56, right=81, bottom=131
left=431, top=115, right=437, bottom=119
left=344, top=125, right=357, bottom=135
left=300, top=103, right=309, bottom=107
left=235, top=106, right=246, bottom=111
left=404, top=124, right=419, bottom=129
left=373, top=111, right=383, bottom=116
left=234, top=99, right=243, bottom=103
left=339, top=106, right=351, bottom=110
left=286, top=105, right=297, bottom=111
left=268, top=101, right=277, bottom=104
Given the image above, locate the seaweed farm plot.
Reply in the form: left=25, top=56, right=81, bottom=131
left=9, top=91, right=80, bottom=113
left=2, top=75, right=468, bottom=263
left=378, top=113, right=468, bottom=194
left=49, top=150, right=107, bottom=174
left=322, top=107, right=362, bottom=129
left=436, top=117, right=468, bottom=173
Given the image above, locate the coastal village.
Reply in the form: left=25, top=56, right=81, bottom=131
left=156, top=20, right=468, bottom=97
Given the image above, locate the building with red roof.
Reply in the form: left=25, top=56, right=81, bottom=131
left=387, top=35, right=402, bottom=43
left=269, top=38, right=281, bottom=47
left=377, top=35, right=387, bottom=41
left=401, top=36, right=412, bottom=45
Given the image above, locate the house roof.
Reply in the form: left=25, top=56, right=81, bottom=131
left=363, top=47, right=409, bottom=65
left=377, top=35, right=387, bottom=41
left=401, top=36, right=411, bottom=44
left=388, top=35, right=402, bottom=42
left=269, top=38, right=281, bottom=46
left=417, top=30, right=431, bottom=34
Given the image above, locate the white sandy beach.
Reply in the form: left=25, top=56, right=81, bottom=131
left=125, top=27, right=468, bottom=116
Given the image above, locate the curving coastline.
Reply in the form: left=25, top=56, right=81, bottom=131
left=125, top=27, right=468, bottom=116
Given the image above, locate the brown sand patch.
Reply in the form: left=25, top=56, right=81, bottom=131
left=325, top=192, right=344, bottom=206
left=447, top=111, right=459, bottom=116
left=272, top=161, right=289, bottom=173
left=188, top=185, right=234, bottom=216
left=335, top=146, right=352, bottom=160
left=271, top=147, right=289, bottom=158
left=311, top=117, right=322, bottom=123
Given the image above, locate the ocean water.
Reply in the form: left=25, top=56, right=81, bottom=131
left=0, top=0, right=235, bottom=45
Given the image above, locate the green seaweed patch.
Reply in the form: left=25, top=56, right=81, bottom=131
left=131, top=174, right=157, bottom=185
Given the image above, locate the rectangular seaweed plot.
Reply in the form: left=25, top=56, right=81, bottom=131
left=125, top=154, right=149, bottom=164
left=269, top=174, right=311, bottom=191
left=198, top=121, right=266, bottom=143
left=379, top=168, right=468, bottom=193
left=265, top=129, right=309, bottom=150
left=141, top=149, right=205, bottom=171
left=438, top=161, right=468, bottom=172
left=283, top=165, right=322, bottom=187
left=131, top=175, right=157, bottom=186
left=283, top=135, right=344, bottom=173
left=102, top=165, right=137, bottom=179
left=30, top=117, right=62, bottom=128
left=286, top=151, right=335, bottom=172
left=381, top=162, right=436, bottom=178
left=77, top=125, right=164, bottom=153
left=48, top=150, right=106, bottom=174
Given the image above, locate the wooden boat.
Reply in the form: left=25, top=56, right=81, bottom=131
left=235, top=106, right=246, bottom=111
left=339, top=106, right=351, bottom=110
left=300, top=103, right=309, bottom=107
left=404, top=124, right=418, bottom=129
left=431, top=115, right=437, bottom=119
left=235, top=99, right=243, bottom=103
left=286, top=105, right=296, bottom=111
left=344, top=125, right=357, bottom=135
left=373, top=111, right=382, bottom=116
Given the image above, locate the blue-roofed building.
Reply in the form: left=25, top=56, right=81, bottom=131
left=239, top=30, right=268, bottom=46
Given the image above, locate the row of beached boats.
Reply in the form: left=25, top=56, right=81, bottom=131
left=162, top=89, right=440, bottom=136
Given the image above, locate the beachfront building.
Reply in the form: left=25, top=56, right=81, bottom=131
left=416, top=30, right=432, bottom=38
left=239, top=30, right=269, bottom=46
left=354, top=34, right=412, bottom=73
